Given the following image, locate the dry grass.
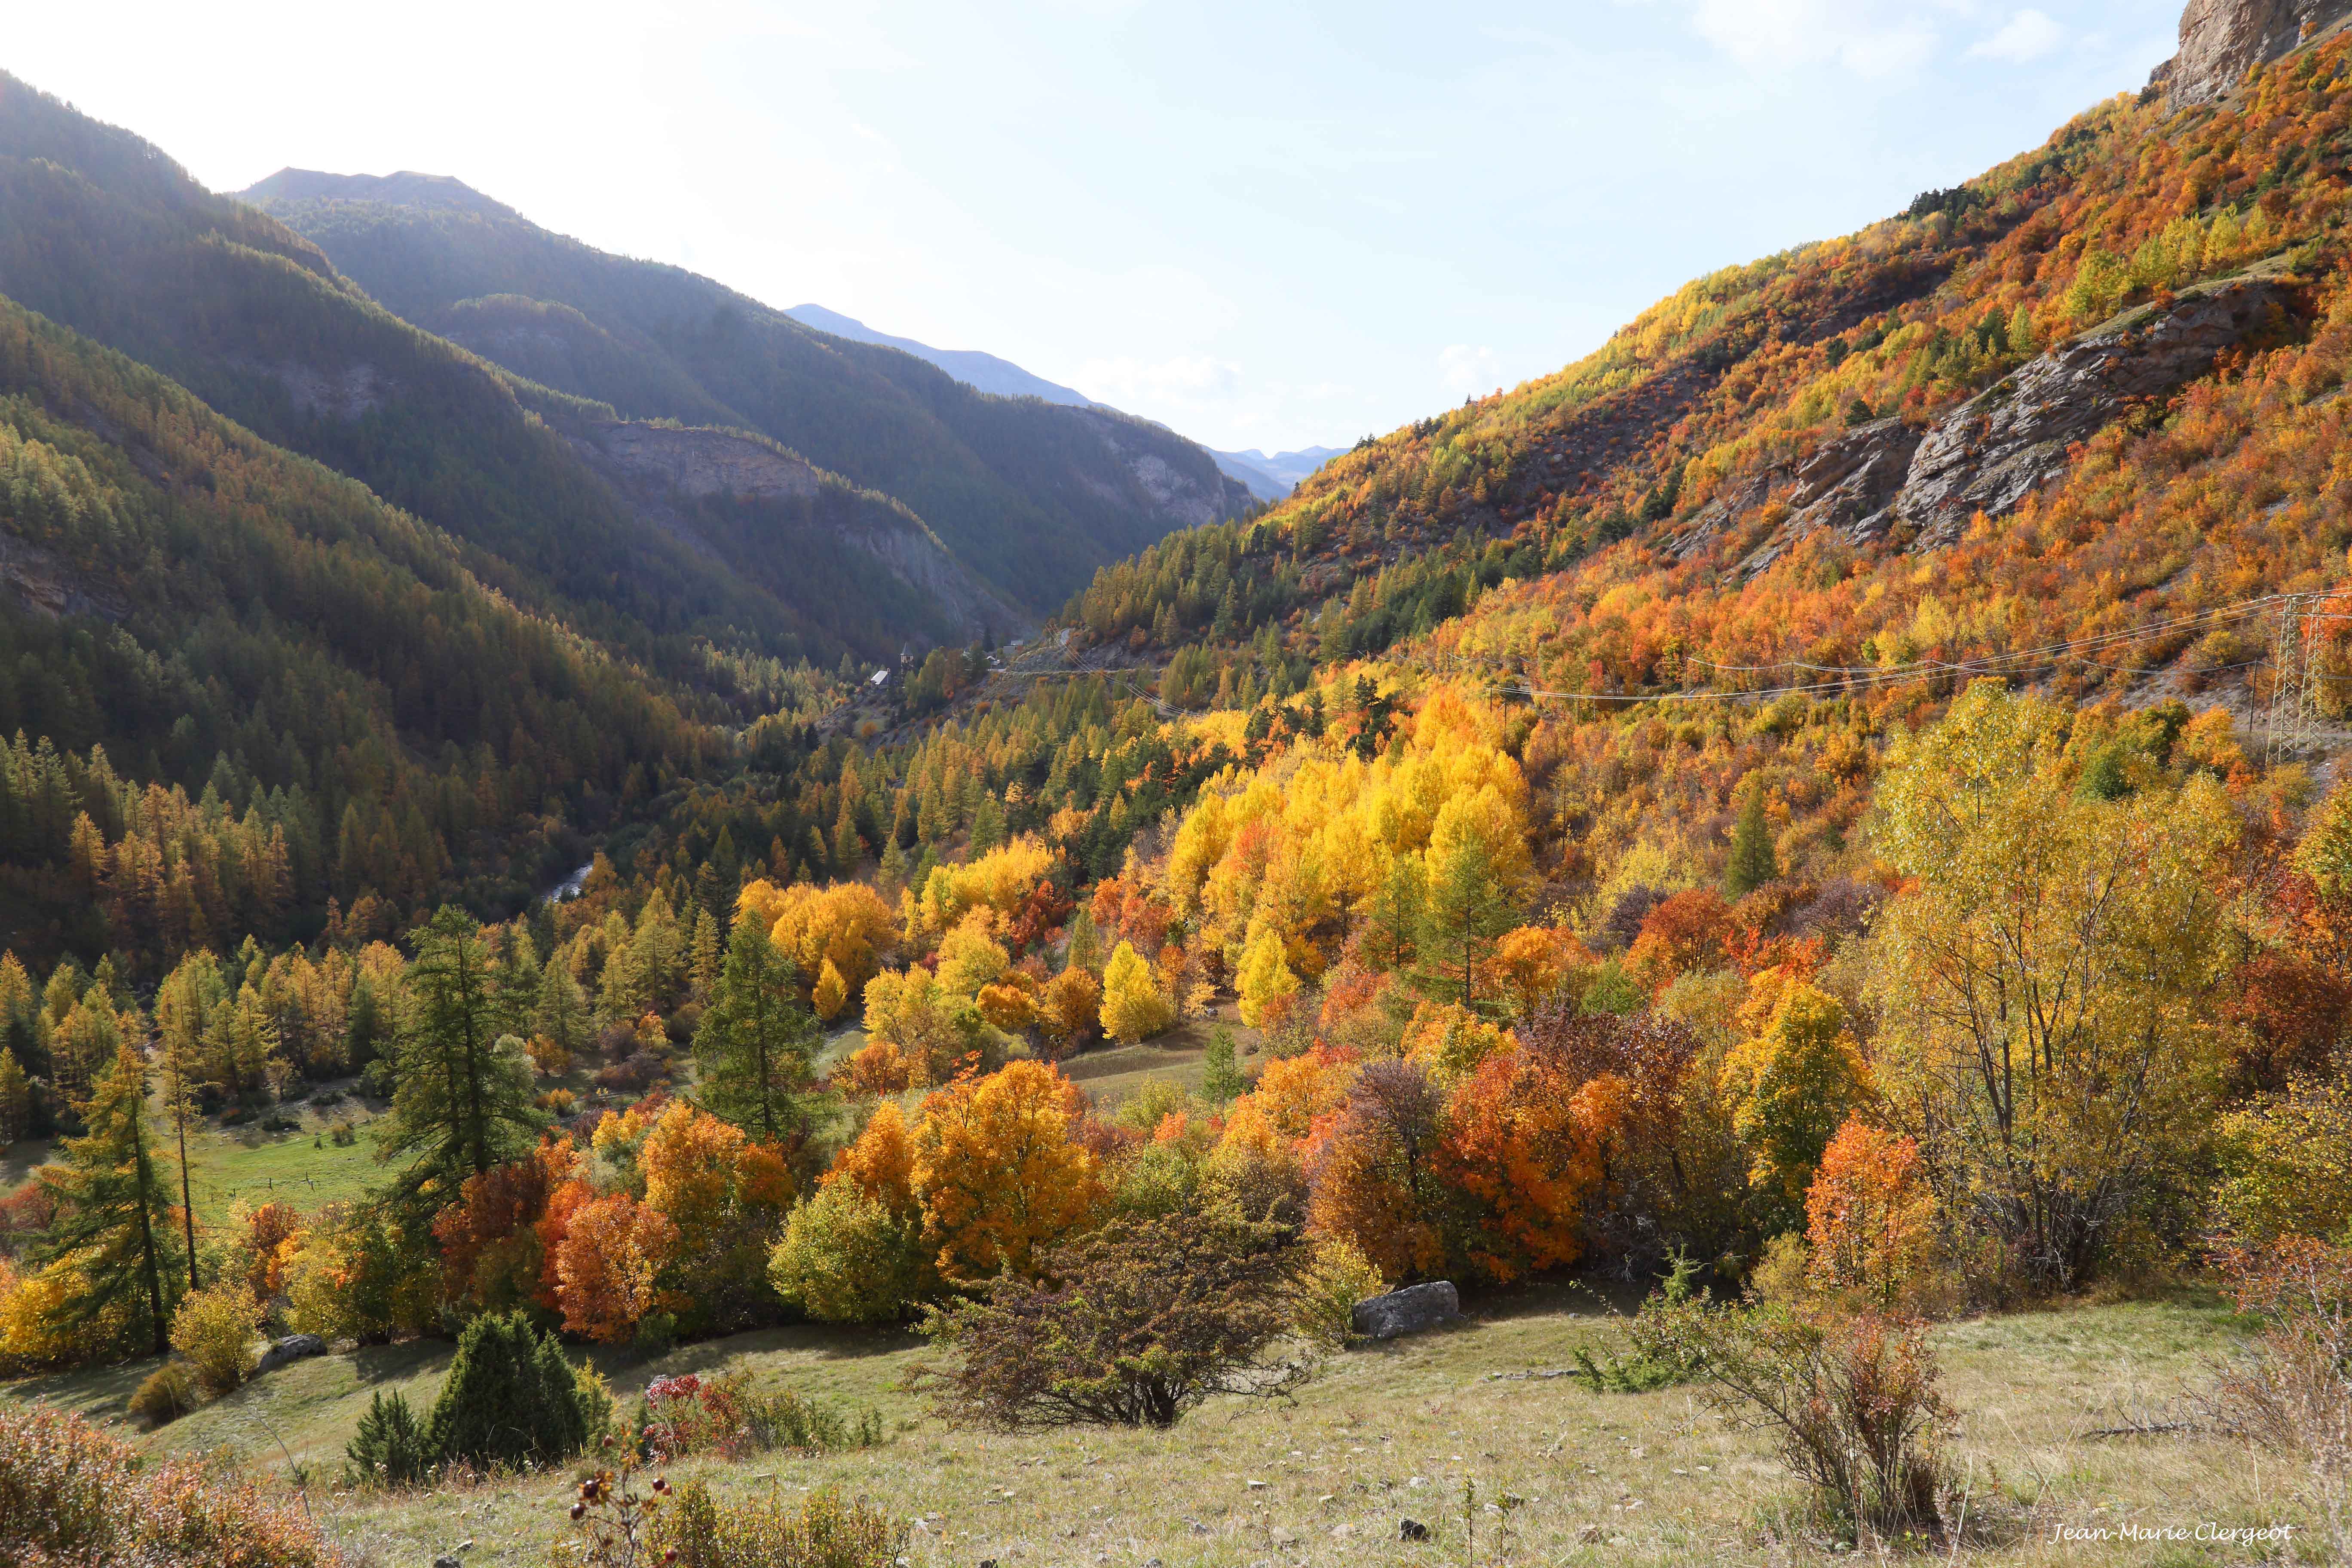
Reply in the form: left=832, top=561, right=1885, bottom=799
left=8, top=1287, right=2325, bottom=1566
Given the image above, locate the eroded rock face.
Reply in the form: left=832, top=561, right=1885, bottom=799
left=1351, top=1280, right=1460, bottom=1340
left=1888, top=270, right=2290, bottom=548
left=588, top=422, right=821, bottom=502
left=2150, top=0, right=2352, bottom=106
left=1736, top=418, right=1922, bottom=576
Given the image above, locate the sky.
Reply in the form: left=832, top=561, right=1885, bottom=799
left=10, top=1, right=2179, bottom=454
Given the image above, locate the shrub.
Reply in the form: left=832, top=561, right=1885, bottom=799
left=0, top=1403, right=350, bottom=1565
left=169, top=1281, right=263, bottom=1396
left=1633, top=1302, right=1952, bottom=1537
left=637, top=1370, right=883, bottom=1462
left=343, top=1390, right=432, bottom=1488
left=1571, top=1250, right=1709, bottom=1392
left=129, top=1362, right=198, bottom=1426
left=768, top=1181, right=927, bottom=1324
left=1294, top=1237, right=1386, bottom=1348
left=651, top=1480, right=905, bottom=1568
left=922, top=1203, right=1316, bottom=1429
left=423, top=1311, right=593, bottom=1472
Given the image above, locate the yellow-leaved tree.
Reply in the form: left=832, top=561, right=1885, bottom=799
left=1100, top=941, right=1175, bottom=1043
left=1868, top=682, right=2237, bottom=1291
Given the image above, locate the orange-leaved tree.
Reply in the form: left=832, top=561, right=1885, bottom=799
left=1438, top=1048, right=1629, bottom=1282
left=1804, top=1118, right=1942, bottom=1310
left=911, top=1060, right=1103, bottom=1281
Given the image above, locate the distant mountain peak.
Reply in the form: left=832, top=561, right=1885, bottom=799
left=784, top=303, right=1105, bottom=411
left=239, top=167, right=518, bottom=219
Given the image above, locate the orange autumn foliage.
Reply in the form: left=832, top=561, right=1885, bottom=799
left=825, top=1099, right=918, bottom=1215
left=553, top=1194, right=677, bottom=1343
left=236, top=1201, right=304, bottom=1304
left=910, top=1060, right=1103, bottom=1281
left=432, top=1138, right=576, bottom=1313
left=1437, top=1050, right=1629, bottom=1282
left=1804, top=1118, right=1942, bottom=1310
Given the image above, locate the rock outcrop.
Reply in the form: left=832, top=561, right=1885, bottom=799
left=1888, top=268, right=2290, bottom=548
left=2149, top=0, right=2352, bottom=106
left=1351, top=1280, right=1461, bottom=1340
left=572, top=420, right=1027, bottom=641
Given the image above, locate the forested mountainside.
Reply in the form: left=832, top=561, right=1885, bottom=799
left=245, top=177, right=1256, bottom=613
left=0, top=75, right=1026, bottom=673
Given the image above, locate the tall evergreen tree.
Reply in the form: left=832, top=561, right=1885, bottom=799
left=693, top=921, right=818, bottom=1144
left=32, top=1039, right=183, bottom=1356
left=382, top=907, right=543, bottom=1192
left=1417, top=837, right=1518, bottom=1015
left=533, top=961, right=594, bottom=1064
left=1725, top=781, right=1780, bottom=898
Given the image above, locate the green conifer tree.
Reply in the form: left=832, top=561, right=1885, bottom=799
left=1201, top=1026, right=1247, bottom=1103
left=1725, top=781, right=1781, bottom=898
left=694, top=921, right=818, bottom=1144
left=32, top=1039, right=184, bottom=1355
left=383, top=907, right=543, bottom=1192
left=1417, top=838, right=1518, bottom=1014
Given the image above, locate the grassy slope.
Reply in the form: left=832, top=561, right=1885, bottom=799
left=4, top=1295, right=2291, bottom=1566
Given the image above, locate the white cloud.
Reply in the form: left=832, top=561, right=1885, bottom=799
left=1690, top=0, right=1945, bottom=79
left=1967, top=9, right=2065, bottom=62
left=1438, top=344, right=1504, bottom=399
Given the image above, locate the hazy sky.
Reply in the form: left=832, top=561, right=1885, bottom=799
left=13, top=1, right=2177, bottom=453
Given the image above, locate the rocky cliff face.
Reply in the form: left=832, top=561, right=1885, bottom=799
left=2150, top=0, right=2352, bottom=105
left=1691, top=265, right=2293, bottom=576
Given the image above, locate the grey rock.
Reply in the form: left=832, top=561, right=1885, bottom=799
left=1737, top=418, right=1921, bottom=576
left=2150, top=0, right=2352, bottom=107
left=1351, top=1280, right=1460, bottom=1341
left=253, top=1333, right=328, bottom=1374
left=1890, top=270, right=2291, bottom=549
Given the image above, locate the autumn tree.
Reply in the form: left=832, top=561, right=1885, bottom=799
left=694, top=920, right=819, bottom=1144
left=1437, top=1046, right=1627, bottom=1282
left=0, top=1049, right=30, bottom=1145
left=1100, top=941, right=1175, bottom=1044
left=1804, top=1119, right=1942, bottom=1311
left=28, top=1040, right=184, bottom=1357
left=1720, top=974, right=1872, bottom=1202
left=640, top=1102, right=794, bottom=1332
left=1869, top=683, right=2237, bottom=1289
left=1306, top=1059, right=1448, bottom=1282
left=553, top=1194, right=678, bottom=1344
left=912, top=1061, right=1104, bottom=1281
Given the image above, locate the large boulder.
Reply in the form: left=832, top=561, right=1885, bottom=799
left=1351, top=1281, right=1461, bottom=1341
left=253, top=1333, right=328, bottom=1375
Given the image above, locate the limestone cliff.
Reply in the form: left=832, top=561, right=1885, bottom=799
left=2150, top=0, right=2352, bottom=105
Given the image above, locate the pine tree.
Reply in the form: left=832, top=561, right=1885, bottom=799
left=688, top=908, right=723, bottom=996
left=693, top=920, right=818, bottom=1144
left=1418, top=837, right=1518, bottom=1015
left=534, top=962, right=593, bottom=1063
left=1725, top=781, right=1780, bottom=898
left=32, top=1039, right=183, bottom=1356
left=1201, top=1026, right=1246, bottom=1103
left=422, top=1311, right=591, bottom=1470
left=383, top=907, right=544, bottom=1191
left=158, top=1000, right=205, bottom=1293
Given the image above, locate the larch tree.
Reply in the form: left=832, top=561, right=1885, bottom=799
left=693, top=920, right=819, bottom=1145
left=32, top=1039, right=184, bottom=1356
left=1417, top=836, right=1517, bottom=1014
left=383, top=906, right=543, bottom=1194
